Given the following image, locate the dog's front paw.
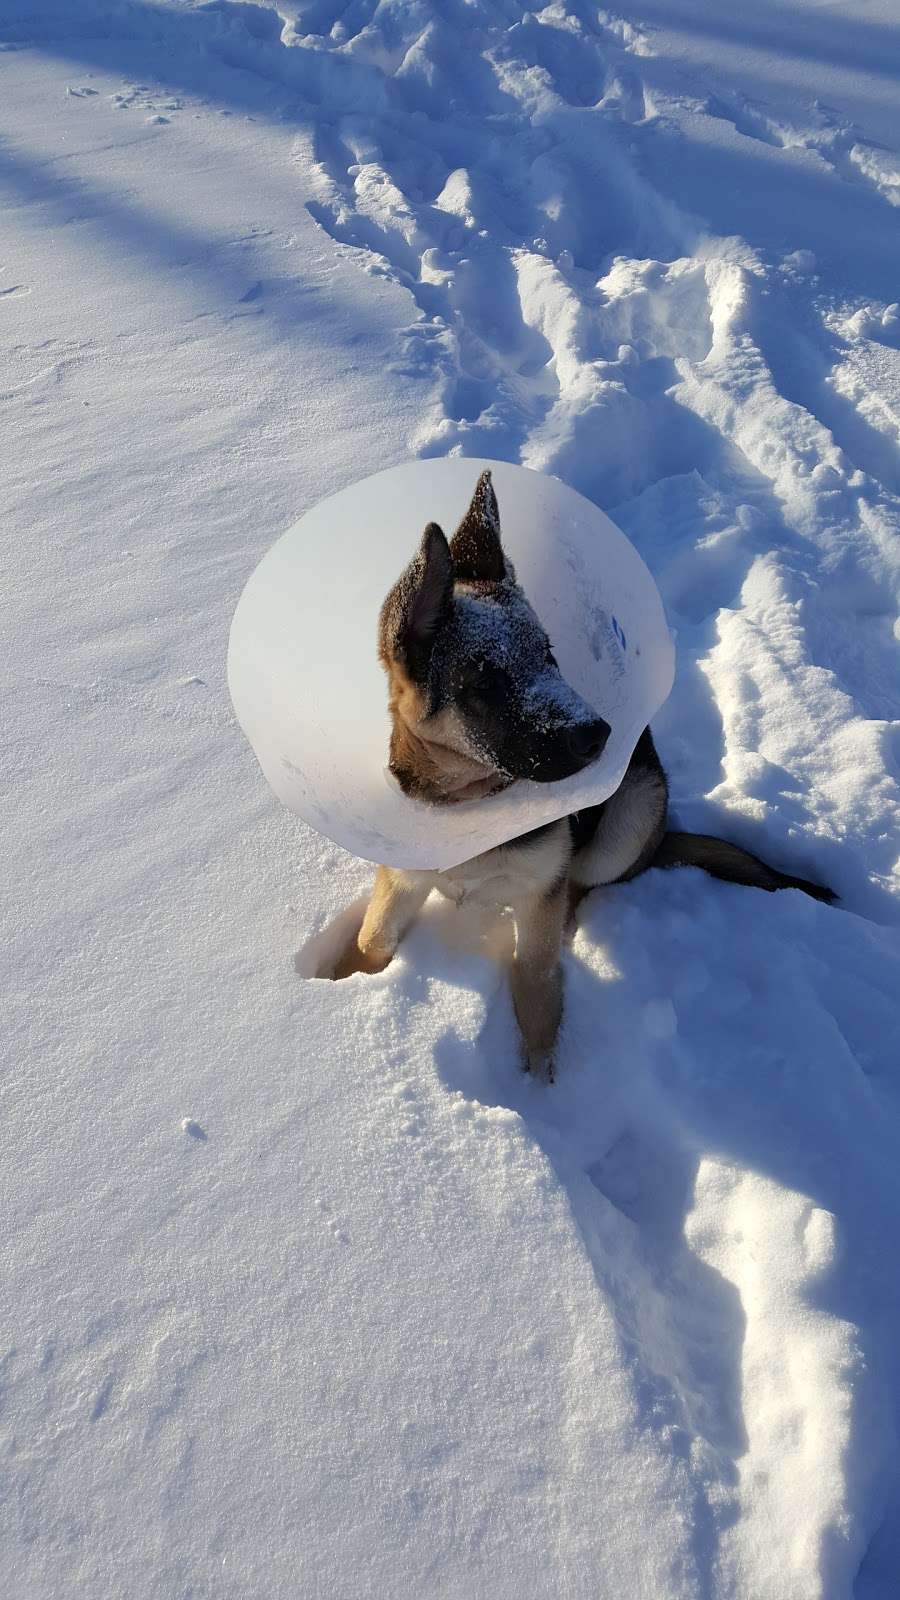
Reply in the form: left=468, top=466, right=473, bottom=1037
left=332, top=940, right=392, bottom=981
left=522, top=1049, right=555, bottom=1084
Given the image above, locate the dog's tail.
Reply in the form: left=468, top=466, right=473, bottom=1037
left=652, top=831, right=836, bottom=904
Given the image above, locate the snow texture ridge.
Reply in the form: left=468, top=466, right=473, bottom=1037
left=2, top=1, right=900, bottom=1596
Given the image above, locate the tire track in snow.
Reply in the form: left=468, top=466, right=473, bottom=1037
left=670, top=259, right=900, bottom=728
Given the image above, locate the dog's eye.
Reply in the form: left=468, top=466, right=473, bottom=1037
left=459, top=659, right=506, bottom=702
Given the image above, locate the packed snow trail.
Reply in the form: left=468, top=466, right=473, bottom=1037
left=2, top=3, right=900, bottom=1597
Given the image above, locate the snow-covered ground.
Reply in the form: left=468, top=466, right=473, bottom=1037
left=2, top=1, right=899, bottom=1594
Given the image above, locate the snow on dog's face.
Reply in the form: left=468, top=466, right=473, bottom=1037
left=378, top=470, right=610, bottom=804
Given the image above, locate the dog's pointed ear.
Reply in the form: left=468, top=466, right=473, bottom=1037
left=449, top=469, right=508, bottom=583
left=380, top=521, right=454, bottom=682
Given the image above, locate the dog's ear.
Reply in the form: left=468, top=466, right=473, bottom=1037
left=449, top=469, right=508, bottom=583
left=380, top=521, right=454, bottom=682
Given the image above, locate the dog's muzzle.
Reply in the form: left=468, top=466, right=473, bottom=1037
left=527, top=716, right=611, bottom=783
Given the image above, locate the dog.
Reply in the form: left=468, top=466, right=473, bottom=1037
left=334, top=469, right=834, bottom=1078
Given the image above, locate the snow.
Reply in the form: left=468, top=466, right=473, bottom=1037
left=1, top=1, right=899, bottom=1596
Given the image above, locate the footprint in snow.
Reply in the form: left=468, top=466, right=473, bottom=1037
left=315, top=1197, right=349, bottom=1245
left=705, top=93, right=784, bottom=149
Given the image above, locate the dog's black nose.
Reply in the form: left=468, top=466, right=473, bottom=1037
left=566, top=718, right=610, bottom=767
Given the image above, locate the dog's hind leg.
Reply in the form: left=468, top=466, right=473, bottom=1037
left=333, top=867, right=431, bottom=979
left=509, top=878, right=569, bottom=1081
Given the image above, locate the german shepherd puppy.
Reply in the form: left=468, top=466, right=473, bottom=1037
left=335, top=470, right=834, bottom=1079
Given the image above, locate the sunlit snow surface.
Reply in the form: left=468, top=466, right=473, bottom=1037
left=2, top=2, right=899, bottom=1596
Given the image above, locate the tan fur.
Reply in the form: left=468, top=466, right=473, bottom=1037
left=332, top=752, right=668, bottom=1074
left=570, top=766, right=667, bottom=887
left=334, top=825, right=573, bottom=1077
left=383, top=657, right=510, bottom=804
left=507, top=879, right=569, bottom=1078
left=333, top=866, right=431, bottom=979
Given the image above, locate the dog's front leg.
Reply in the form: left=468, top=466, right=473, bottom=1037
left=509, top=879, right=568, bottom=1080
left=333, top=867, right=431, bottom=980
